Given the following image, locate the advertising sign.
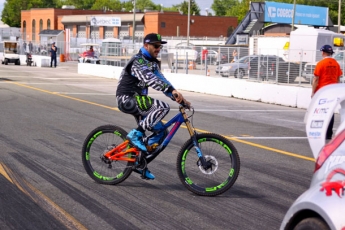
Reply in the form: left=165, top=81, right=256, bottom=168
left=265, top=2, right=328, bottom=26
left=90, top=17, right=121, bottom=27
left=305, top=84, right=345, bottom=159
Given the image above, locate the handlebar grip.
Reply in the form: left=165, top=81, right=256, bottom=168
left=173, top=93, right=189, bottom=109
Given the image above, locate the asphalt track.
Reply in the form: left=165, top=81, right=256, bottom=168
left=0, top=62, right=338, bottom=230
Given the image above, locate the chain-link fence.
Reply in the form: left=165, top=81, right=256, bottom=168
left=11, top=36, right=345, bottom=85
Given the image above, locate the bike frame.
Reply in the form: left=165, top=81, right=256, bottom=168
left=104, top=106, right=207, bottom=167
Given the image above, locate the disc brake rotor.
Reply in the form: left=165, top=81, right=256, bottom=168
left=198, top=155, right=218, bottom=174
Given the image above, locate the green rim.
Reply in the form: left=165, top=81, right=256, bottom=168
left=181, top=137, right=234, bottom=193
left=86, top=130, right=126, bottom=181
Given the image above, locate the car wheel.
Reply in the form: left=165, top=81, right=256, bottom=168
left=221, top=74, right=228, bottom=78
left=234, top=69, right=245, bottom=79
left=4, top=59, right=8, bottom=65
left=294, top=217, right=329, bottom=230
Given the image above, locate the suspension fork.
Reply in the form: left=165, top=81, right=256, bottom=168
left=180, top=107, right=208, bottom=169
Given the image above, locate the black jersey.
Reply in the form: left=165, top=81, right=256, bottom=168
left=116, top=48, right=175, bottom=97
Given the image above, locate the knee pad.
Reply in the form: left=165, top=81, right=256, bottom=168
left=118, top=97, right=138, bottom=114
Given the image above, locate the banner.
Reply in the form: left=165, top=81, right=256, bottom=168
left=90, top=17, right=121, bottom=27
left=265, top=2, right=328, bottom=26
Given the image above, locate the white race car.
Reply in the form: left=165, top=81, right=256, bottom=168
left=281, top=84, right=345, bottom=230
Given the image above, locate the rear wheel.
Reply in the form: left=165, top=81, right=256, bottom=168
left=81, top=125, right=134, bottom=185
left=294, top=217, right=330, bottom=230
left=177, top=133, right=240, bottom=196
left=4, top=59, right=8, bottom=65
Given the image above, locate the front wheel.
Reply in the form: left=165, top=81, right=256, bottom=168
left=177, top=133, right=240, bottom=196
left=294, top=217, right=330, bottom=230
left=234, top=69, right=244, bottom=79
left=81, top=125, right=134, bottom=185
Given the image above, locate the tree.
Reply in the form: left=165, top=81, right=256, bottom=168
left=121, top=0, right=159, bottom=12
left=54, top=0, right=95, bottom=9
left=2, top=0, right=35, bottom=27
left=135, top=0, right=158, bottom=11
left=225, top=0, right=251, bottom=22
left=1, top=0, right=62, bottom=27
left=211, top=0, right=237, bottom=16
left=173, top=0, right=200, bottom=16
left=91, top=0, right=122, bottom=11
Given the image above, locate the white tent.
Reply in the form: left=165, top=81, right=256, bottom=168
left=0, top=20, right=9, bottom=28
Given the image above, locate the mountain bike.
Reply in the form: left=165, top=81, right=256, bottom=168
left=81, top=103, right=240, bottom=196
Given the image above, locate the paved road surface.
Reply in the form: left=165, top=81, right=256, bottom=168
left=0, top=62, right=335, bottom=229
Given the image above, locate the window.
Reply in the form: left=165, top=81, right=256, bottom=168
left=47, top=19, right=51, bottom=30
left=77, top=25, right=86, bottom=38
left=23, top=21, right=26, bottom=40
left=32, top=19, right=36, bottom=41
left=161, top=22, right=166, bottom=28
left=39, top=19, right=43, bottom=32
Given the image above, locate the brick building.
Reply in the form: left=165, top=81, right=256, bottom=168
left=21, top=8, right=238, bottom=41
left=143, top=12, right=237, bottom=37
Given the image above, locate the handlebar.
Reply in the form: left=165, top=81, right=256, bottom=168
left=173, top=93, right=191, bottom=110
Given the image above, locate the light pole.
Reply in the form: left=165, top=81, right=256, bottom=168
left=338, top=0, right=342, bottom=33
left=187, top=0, right=190, bottom=45
left=132, top=0, right=136, bottom=44
left=291, top=0, right=296, bottom=32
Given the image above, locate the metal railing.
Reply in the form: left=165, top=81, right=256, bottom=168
left=12, top=37, right=345, bottom=85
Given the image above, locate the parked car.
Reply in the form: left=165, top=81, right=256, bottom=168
left=169, top=46, right=198, bottom=64
left=248, top=55, right=300, bottom=83
left=196, top=50, right=229, bottom=65
left=215, top=55, right=253, bottom=78
left=281, top=84, right=345, bottom=230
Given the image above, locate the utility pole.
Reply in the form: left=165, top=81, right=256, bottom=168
left=187, top=0, right=190, bottom=45
left=133, top=0, right=136, bottom=44
left=291, top=0, right=296, bottom=32
left=338, top=0, right=342, bottom=33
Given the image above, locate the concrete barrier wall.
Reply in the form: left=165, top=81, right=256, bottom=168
left=19, top=54, right=57, bottom=67
left=78, top=63, right=314, bottom=110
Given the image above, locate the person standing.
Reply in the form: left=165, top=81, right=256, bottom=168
left=312, top=44, right=342, bottom=140
left=232, top=49, right=238, bottom=63
left=50, top=42, right=58, bottom=68
left=28, top=41, right=33, bottom=53
left=201, top=47, right=208, bottom=69
left=23, top=41, right=27, bottom=54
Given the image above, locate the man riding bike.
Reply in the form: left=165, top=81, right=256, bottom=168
left=116, top=33, right=190, bottom=180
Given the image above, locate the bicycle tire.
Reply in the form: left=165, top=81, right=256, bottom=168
left=176, top=133, right=240, bottom=196
left=81, top=125, right=134, bottom=185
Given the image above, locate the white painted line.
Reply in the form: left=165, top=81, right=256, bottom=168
left=54, top=92, right=116, bottom=95
left=170, top=109, right=301, bottom=112
left=233, top=137, right=307, bottom=139
left=276, top=118, right=305, bottom=123
left=33, top=77, right=102, bottom=80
